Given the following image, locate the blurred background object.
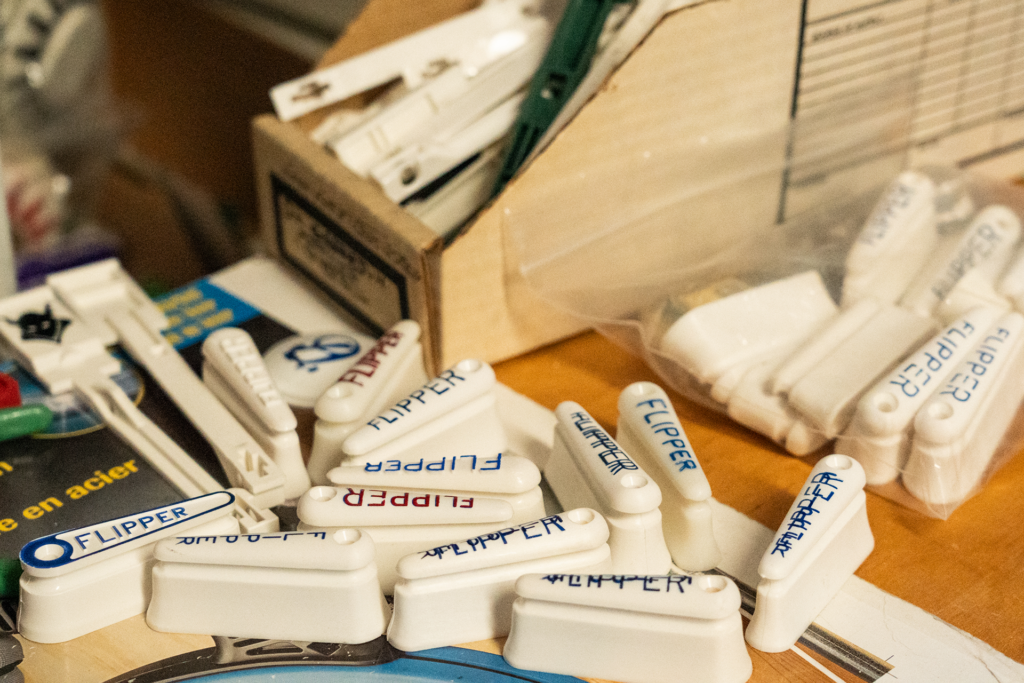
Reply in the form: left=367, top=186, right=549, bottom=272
left=1, top=0, right=366, bottom=293
left=1, top=0, right=121, bottom=288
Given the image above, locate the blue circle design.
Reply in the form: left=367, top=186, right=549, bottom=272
left=20, top=536, right=73, bottom=569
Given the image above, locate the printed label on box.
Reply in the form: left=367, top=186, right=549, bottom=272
left=272, top=174, right=408, bottom=334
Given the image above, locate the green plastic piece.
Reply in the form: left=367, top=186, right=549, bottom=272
left=0, top=404, right=53, bottom=441
left=494, top=0, right=628, bottom=195
left=0, top=557, right=21, bottom=598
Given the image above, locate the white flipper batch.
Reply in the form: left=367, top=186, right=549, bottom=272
left=745, top=455, right=873, bottom=653
left=305, top=453, right=546, bottom=592
left=770, top=297, right=882, bottom=397
left=837, top=306, right=1003, bottom=485
left=933, top=213, right=1017, bottom=324
left=784, top=302, right=937, bottom=439
left=147, top=529, right=391, bottom=644
left=202, top=327, right=311, bottom=499
left=276, top=0, right=555, bottom=199
left=661, top=270, right=838, bottom=387
left=46, top=259, right=287, bottom=507
left=722, top=358, right=826, bottom=456
left=615, top=382, right=721, bottom=571
left=371, top=91, right=525, bottom=203
left=387, top=508, right=612, bottom=651
left=903, top=312, right=1024, bottom=510
left=841, top=170, right=939, bottom=307
left=900, top=205, right=1022, bottom=317
left=270, top=0, right=548, bottom=121
left=317, top=355, right=541, bottom=593
left=18, top=492, right=240, bottom=643
left=340, top=358, right=506, bottom=465
left=544, top=402, right=671, bottom=573
left=308, top=320, right=428, bottom=485
left=503, top=572, right=752, bottom=683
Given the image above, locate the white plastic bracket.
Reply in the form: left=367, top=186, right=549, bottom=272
left=0, top=285, right=120, bottom=395
left=44, top=260, right=286, bottom=506
left=107, top=312, right=286, bottom=508
left=202, top=327, right=311, bottom=499
left=270, top=0, right=545, bottom=121
left=46, top=258, right=168, bottom=345
left=0, top=284, right=222, bottom=499
left=331, top=23, right=549, bottom=177
left=370, top=90, right=525, bottom=202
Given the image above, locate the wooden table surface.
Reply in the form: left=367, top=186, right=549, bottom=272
left=15, top=329, right=1024, bottom=682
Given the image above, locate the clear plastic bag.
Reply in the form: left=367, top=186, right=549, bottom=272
left=506, top=122, right=1024, bottom=518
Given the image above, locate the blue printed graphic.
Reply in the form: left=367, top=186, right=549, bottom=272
left=157, top=279, right=261, bottom=350
left=282, top=334, right=361, bottom=372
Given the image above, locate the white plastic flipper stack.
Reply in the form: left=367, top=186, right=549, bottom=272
left=836, top=306, right=1002, bottom=485
left=745, top=455, right=873, bottom=653
left=387, top=508, right=612, bottom=651
left=903, top=311, right=1024, bottom=511
left=301, top=449, right=546, bottom=592
left=308, top=320, right=427, bottom=485
left=339, top=358, right=506, bottom=465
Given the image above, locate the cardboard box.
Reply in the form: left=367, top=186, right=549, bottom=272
left=255, top=0, right=591, bottom=374
left=255, top=0, right=1024, bottom=373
